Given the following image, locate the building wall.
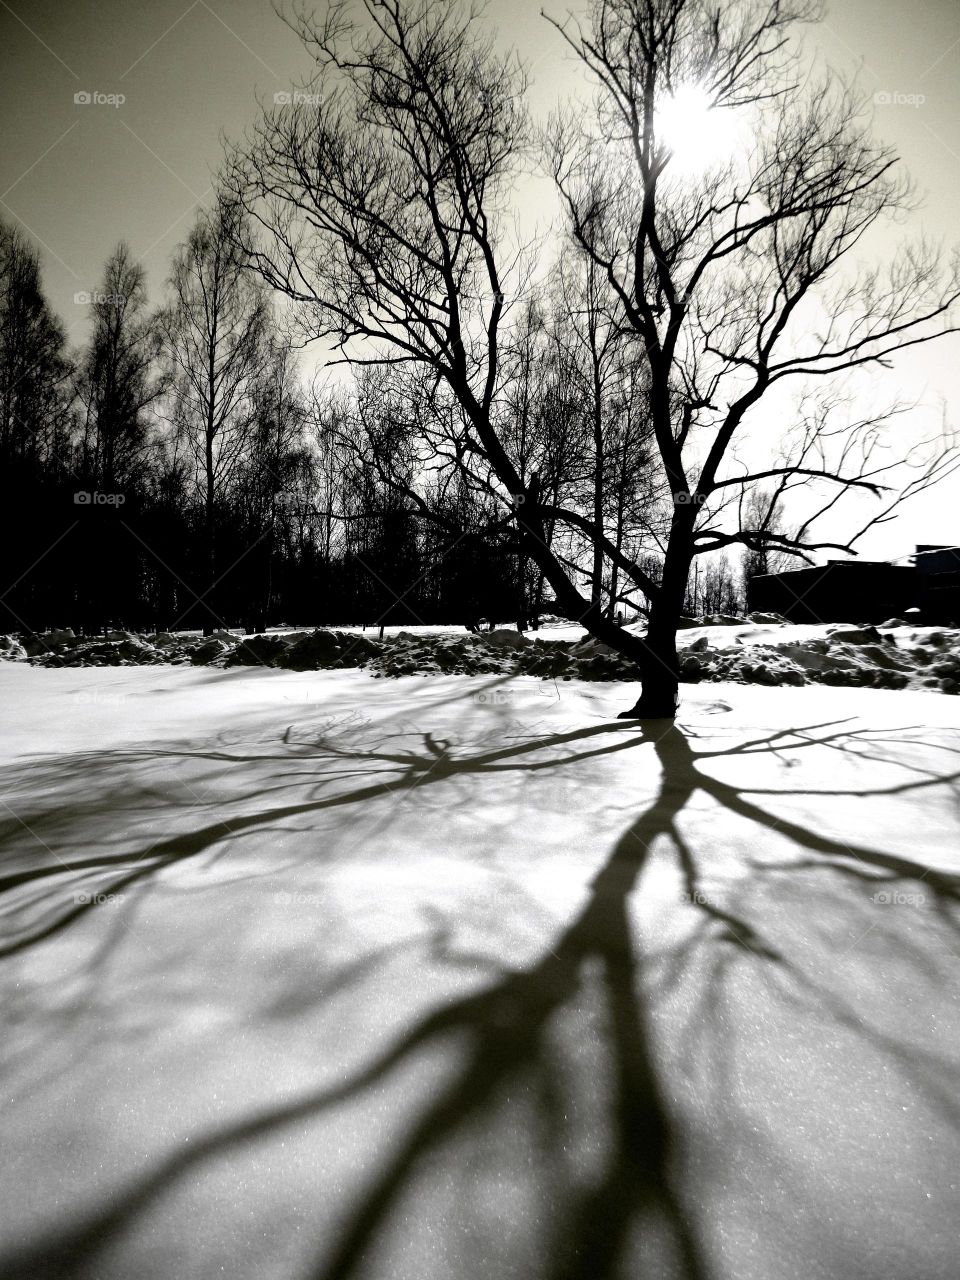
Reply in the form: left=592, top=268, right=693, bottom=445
left=748, top=563, right=917, bottom=624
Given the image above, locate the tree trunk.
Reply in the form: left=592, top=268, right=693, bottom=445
left=618, top=518, right=693, bottom=719
left=629, top=613, right=680, bottom=718
left=591, top=420, right=604, bottom=609
left=204, top=424, right=216, bottom=634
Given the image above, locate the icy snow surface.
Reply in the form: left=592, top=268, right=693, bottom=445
left=0, top=663, right=958, bottom=1280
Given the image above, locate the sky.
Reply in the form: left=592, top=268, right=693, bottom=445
left=1, top=0, right=959, bottom=558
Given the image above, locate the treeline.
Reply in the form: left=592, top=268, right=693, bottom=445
left=0, top=206, right=745, bottom=636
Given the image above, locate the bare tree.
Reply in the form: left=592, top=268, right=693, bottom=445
left=234, top=333, right=309, bottom=625
left=159, top=200, right=269, bottom=629
left=0, top=220, right=74, bottom=632
left=741, top=484, right=792, bottom=587
left=74, top=243, right=162, bottom=494
left=0, top=220, right=72, bottom=472
left=225, top=0, right=664, bottom=666
left=547, top=246, right=666, bottom=617
left=545, top=0, right=960, bottom=712
left=227, top=0, right=958, bottom=716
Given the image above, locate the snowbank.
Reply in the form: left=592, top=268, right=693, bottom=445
left=6, top=616, right=960, bottom=693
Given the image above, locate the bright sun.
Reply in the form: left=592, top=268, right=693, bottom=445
left=657, top=84, right=742, bottom=175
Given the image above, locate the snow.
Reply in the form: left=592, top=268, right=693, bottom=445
left=8, top=616, right=960, bottom=695
left=0, top=663, right=959, bottom=1279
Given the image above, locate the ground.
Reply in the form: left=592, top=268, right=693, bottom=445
left=0, top=661, right=958, bottom=1280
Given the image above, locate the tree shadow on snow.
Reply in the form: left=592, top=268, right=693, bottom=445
left=0, top=708, right=959, bottom=1279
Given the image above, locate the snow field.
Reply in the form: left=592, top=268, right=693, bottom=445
left=0, top=664, right=958, bottom=1279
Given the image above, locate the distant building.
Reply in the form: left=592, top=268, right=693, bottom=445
left=915, top=546, right=960, bottom=623
left=748, top=546, right=960, bottom=624
left=747, top=560, right=916, bottom=624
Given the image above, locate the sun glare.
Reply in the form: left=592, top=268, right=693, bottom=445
left=657, top=84, right=742, bottom=175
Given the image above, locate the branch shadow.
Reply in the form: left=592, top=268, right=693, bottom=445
left=1, top=708, right=959, bottom=1279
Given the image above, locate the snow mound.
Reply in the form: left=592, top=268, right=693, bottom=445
left=484, top=627, right=531, bottom=649
left=5, top=619, right=960, bottom=693
left=0, top=635, right=26, bottom=661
